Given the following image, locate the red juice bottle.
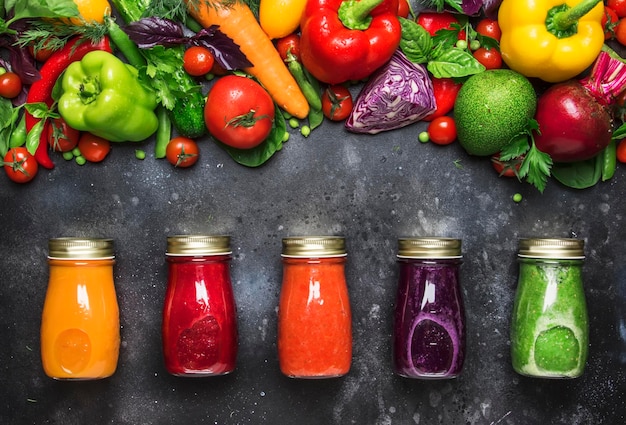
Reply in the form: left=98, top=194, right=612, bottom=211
left=162, top=235, right=238, bottom=376
left=393, top=238, right=465, bottom=379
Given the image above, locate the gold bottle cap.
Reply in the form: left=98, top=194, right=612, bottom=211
left=397, top=237, right=462, bottom=259
left=518, top=238, right=585, bottom=259
left=166, top=235, right=231, bottom=256
left=281, top=236, right=346, bottom=258
left=48, top=238, right=114, bottom=259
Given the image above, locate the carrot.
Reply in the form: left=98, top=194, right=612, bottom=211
left=185, top=0, right=310, bottom=119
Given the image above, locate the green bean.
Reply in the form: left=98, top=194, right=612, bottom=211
left=287, top=55, right=322, bottom=112
left=154, top=106, right=172, bottom=159
left=9, top=113, right=27, bottom=148
left=601, top=139, right=617, bottom=182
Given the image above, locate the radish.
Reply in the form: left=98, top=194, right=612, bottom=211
left=534, top=51, right=626, bottom=163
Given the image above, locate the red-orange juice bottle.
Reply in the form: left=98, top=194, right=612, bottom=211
left=40, top=238, right=120, bottom=380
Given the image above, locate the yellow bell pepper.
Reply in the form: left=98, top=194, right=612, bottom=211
left=498, top=0, right=604, bottom=83
left=259, top=0, right=307, bottom=39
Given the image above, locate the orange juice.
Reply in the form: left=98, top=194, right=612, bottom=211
left=41, top=238, right=120, bottom=380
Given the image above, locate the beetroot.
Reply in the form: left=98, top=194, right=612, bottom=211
left=534, top=52, right=626, bottom=163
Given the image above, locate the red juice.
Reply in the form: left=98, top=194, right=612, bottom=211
left=162, top=236, right=238, bottom=376
left=393, top=238, right=465, bottom=379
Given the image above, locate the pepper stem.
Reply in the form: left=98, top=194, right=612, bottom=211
left=338, top=0, right=384, bottom=31
left=546, top=0, right=602, bottom=38
left=79, top=77, right=101, bottom=105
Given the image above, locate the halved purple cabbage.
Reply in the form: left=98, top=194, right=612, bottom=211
left=345, top=51, right=436, bottom=134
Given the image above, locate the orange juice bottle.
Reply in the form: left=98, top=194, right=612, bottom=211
left=41, top=238, right=120, bottom=380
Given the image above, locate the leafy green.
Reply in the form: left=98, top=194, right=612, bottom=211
left=417, top=0, right=464, bottom=13
left=551, top=157, right=602, bottom=190
left=500, top=119, right=552, bottom=193
left=399, top=17, right=485, bottom=79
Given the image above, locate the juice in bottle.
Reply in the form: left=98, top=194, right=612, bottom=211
left=40, top=238, right=120, bottom=380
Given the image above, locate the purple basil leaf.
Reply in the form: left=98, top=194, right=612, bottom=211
left=481, top=0, right=503, bottom=18
left=124, top=17, right=187, bottom=49
left=461, top=0, right=483, bottom=15
left=190, top=26, right=252, bottom=70
left=0, top=35, right=40, bottom=85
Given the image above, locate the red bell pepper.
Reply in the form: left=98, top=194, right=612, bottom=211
left=300, top=0, right=401, bottom=85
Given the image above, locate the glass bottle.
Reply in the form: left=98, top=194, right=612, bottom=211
left=41, top=238, right=120, bottom=380
left=393, top=237, right=465, bottom=379
left=278, top=236, right=352, bottom=378
left=162, top=235, right=238, bottom=376
left=511, top=238, right=588, bottom=378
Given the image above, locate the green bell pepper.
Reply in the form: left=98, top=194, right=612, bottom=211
left=57, top=50, right=158, bottom=142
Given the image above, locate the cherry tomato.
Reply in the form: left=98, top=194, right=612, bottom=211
left=78, top=133, right=111, bottom=163
left=608, top=0, right=626, bottom=18
left=617, top=139, right=626, bottom=163
left=427, top=116, right=457, bottom=145
left=615, top=18, right=626, bottom=46
left=276, top=33, right=301, bottom=62
left=205, top=75, right=275, bottom=149
left=473, top=47, right=503, bottom=70
left=491, top=153, right=522, bottom=178
left=28, top=41, right=55, bottom=62
left=475, top=18, right=502, bottom=42
left=397, top=0, right=410, bottom=18
left=423, top=77, right=462, bottom=122
left=183, top=46, right=215, bottom=77
left=0, top=72, right=22, bottom=99
left=3, top=147, right=38, bottom=183
left=321, top=85, right=354, bottom=121
left=47, top=117, right=80, bottom=152
left=602, top=7, right=620, bottom=40
left=166, top=136, right=199, bottom=168
left=417, top=12, right=466, bottom=40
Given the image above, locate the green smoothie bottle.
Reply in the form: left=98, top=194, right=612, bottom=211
left=511, top=238, right=588, bottom=378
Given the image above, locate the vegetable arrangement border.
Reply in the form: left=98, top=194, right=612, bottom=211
left=0, top=0, right=625, bottom=194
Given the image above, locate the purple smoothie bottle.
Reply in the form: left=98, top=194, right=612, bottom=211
left=393, top=238, right=465, bottom=379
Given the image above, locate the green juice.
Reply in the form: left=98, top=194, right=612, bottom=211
left=511, top=239, right=589, bottom=378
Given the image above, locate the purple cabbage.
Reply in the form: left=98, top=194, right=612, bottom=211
left=345, top=51, right=436, bottom=135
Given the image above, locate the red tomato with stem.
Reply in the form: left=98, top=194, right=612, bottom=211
left=417, top=12, right=466, bottom=40
left=0, top=72, right=22, bottom=99
left=423, top=77, right=462, bottom=122
left=427, top=116, right=457, bottom=145
left=602, top=7, right=619, bottom=40
left=475, top=18, right=502, bottom=42
left=616, top=139, right=626, bottom=163
left=491, top=153, right=522, bottom=178
left=48, top=117, right=80, bottom=152
left=204, top=75, right=275, bottom=149
left=166, top=136, right=199, bottom=168
left=3, top=147, right=38, bottom=183
left=608, top=0, right=626, bottom=18
left=276, top=34, right=301, bottom=62
left=183, top=46, right=215, bottom=77
left=397, top=0, right=410, bottom=18
left=28, top=40, right=55, bottom=62
left=615, top=18, right=626, bottom=46
left=78, top=133, right=111, bottom=163
left=321, top=85, right=353, bottom=121
left=473, top=47, right=503, bottom=69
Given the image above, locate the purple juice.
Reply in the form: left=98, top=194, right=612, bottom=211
left=393, top=238, right=465, bottom=379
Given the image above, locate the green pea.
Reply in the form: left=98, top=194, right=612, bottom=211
left=418, top=131, right=430, bottom=143
left=282, top=132, right=290, bottom=143
left=469, top=40, right=481, bottom=51
left=135, top=149, right=146, bottom=160
left=513, top=193, right=523, bottom=203
left=75, top=155, right=86, bottom=166
left=62, top=151, right=74, bottom=161
left=72, top=147, right=81, bottom=157
left=301, top=125, right=311, bottom=138
left=289, top=118, right=299, bottom=129
left=456, top=40, right=468, bottom=50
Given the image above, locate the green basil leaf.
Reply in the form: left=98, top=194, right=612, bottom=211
left=551, top=156, right=602, bottom=189
left=26, top=119, right=44, bottom=156
left=399, top=17, right=432, bottom=64
left=12, top=0, right=78, bottom=20
left=427, top=48, right=486, bottom=79
left=613, top=122, right=626, bottom=140
left=221, top=103, right=286, bottom=167
left=25, top=102, right=50, bottom=119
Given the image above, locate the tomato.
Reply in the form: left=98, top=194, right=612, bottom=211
left=397, top=0, right=410, bottom=18
left=423, top=77, right=462, bottom=121
left=0, top=72, right=22, bottom=99
left=473, top=47, right=503, bottom=70
left=3, top=147, right=38, bottom=183
left=47, top=117, right=80, bottom=152
left=276, top=33, right=301, bottom=62
left=204, top=75, right=275, bottom=149
left=475, top=18, right=502, bottom=42
left=417, top=12, right=466, bottom=40
left=602, top=7, right=620, bottom=40
left=491, top=153, right=522, bottom=178
left=427, top=116, right=457, bottom=145
left=321, top=85, right=353, bottom=121
left=615, top=18, right=626, bottom=46
left=617, top=139, right=626, bottom=163
left=78, top=133, right=111, bottom=163
left=166, top=136, right=199, bottom=168
left=608, top=0, right=626, bottom=18
left=183, top=46, right=215, bottom=77
left=28, top=40, right=55, bottom=62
